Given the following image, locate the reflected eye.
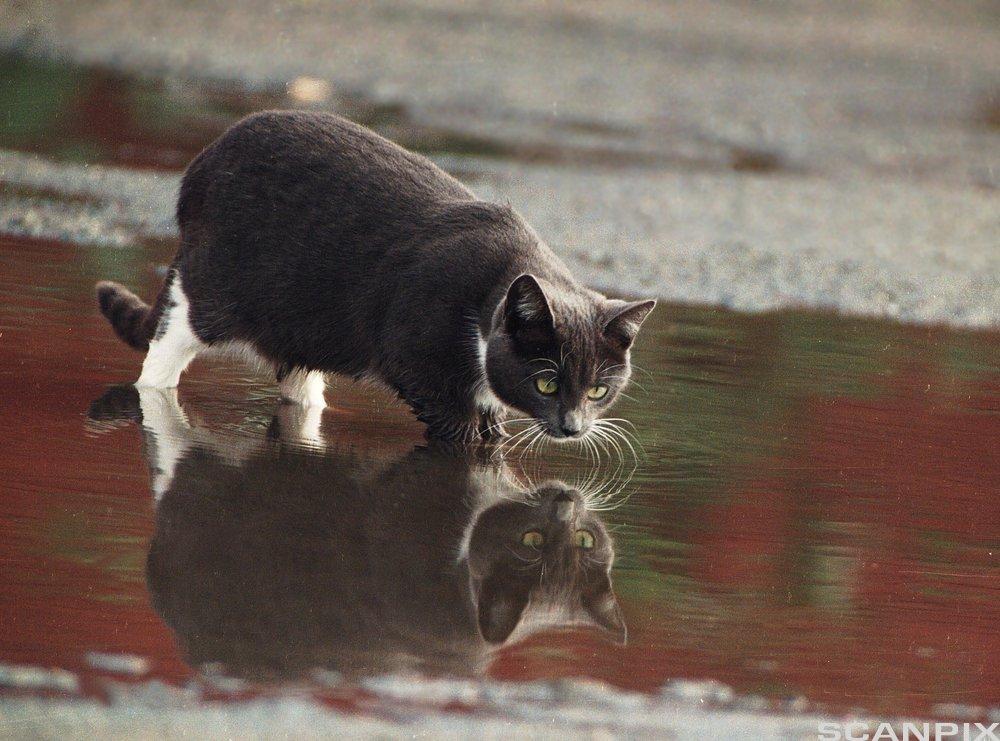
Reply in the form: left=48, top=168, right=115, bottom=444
left=587, top=385, right=608, bottom=400
left=535, top=377, right=559, bottom=395
left=521, top=530, right=545, bottom=547
left=574, top=529, right=595, bottom=549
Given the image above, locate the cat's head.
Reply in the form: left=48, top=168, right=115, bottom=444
left=484, top=274, right=655, bottom=440
left=466, top=481, right=625, bottom=644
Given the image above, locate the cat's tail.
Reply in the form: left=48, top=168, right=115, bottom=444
left=95, top=281, right=155, bottom=351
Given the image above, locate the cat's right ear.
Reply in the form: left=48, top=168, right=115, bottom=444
left=503, top=274, right=554, bottom=345
left=477, top=573, right=530, bottom=643
left=603, top=299, right=656, bottom=351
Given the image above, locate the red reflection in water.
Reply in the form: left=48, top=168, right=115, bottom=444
left=491, top=360, right=999, bottom=716
left=0, top=235, right=997, bottom=717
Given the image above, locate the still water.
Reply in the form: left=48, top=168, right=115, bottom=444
left=1, top=235, right=997, bottom=717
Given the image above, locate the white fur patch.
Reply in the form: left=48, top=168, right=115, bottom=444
left=279, top=369, right=327, bottom=409
left=136, top=274, right=205, bottom=388
left=136, top=387, right=193, bottom=500
left=475, top=335, right=506, bottom=417
left=134, top=275, right=327, bottom=409
left=271, top=401, right=326, bottom=448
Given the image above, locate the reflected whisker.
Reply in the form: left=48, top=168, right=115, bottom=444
left=591, top=425, right=623, bottom=463
left=594, top=418, right=642, bottom=462
left=479, top=416, right=534, bottom=440
left=494, top=422, right=542, bottom=460
left=518, top=427, right=547, bottom=460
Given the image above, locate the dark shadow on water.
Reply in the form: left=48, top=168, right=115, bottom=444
left=88, top=385, right=625, bottom=682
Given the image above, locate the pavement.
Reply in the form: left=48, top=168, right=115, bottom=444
left=2, top=0, right=999, bottom=327
left=0, top=672, right=879, bottom=740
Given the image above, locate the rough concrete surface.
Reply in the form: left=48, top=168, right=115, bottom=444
left=3, top=145, right=997, bottom=326
left=2, top=1, right=999, bottom=327
left=0, top=674, right=870, bottom=741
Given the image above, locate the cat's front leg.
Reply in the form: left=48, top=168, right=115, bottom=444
left=419, top=402, right=507, bottom=443
left=477, top=409, right=508, bottom=441
left=404, top=393, right=482, bottom=445
left=419, top=407, right=483, bottom=444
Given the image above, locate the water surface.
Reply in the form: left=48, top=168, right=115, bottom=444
left=1, top=235, right=997, bottom=717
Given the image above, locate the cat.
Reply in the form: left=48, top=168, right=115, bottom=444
left=95, top=110, right=655, bottom=442
left=87, top=386, right=626, bottom=679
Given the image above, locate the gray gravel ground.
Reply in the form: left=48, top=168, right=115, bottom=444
left=3, top=670, right=995, bottom=739
left=4, top=1, right=999, bottom=187
left=3, top=146, right=997, bottom=326
left=0, top=150, right=177, bottom=246
left=0, top=673, right=865, bottom=741
left=2, top=1, right=999, bottom=327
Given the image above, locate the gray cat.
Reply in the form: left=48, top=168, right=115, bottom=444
left=95, top=111, right=655, bottom=442
left=88, top=386, right=626, bottom=679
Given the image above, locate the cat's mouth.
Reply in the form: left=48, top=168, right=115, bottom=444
left=546, top=425, right=591, bottom=441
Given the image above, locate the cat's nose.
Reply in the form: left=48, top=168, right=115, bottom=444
left=553, top=489, right=575, bottom=521
left=560, top=412, right=583, bottom=437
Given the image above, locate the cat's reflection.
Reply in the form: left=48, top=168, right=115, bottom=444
left=89, top=387, right=625, bottom=680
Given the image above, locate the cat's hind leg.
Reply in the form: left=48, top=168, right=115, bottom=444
left=136, top=387, right=195, bottom=500
left=268, top=401, right=326, bottom=447
left=136, top=275, right=205, bottom=389
left=277, top=367, right=327, bottom=408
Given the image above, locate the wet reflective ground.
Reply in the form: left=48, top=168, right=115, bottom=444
left=1, top=234, right=997, bottom=718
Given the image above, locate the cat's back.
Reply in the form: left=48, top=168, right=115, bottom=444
left=178, top=109, right=474, bottom=232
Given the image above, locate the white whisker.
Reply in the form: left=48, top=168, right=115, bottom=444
left=494, top=422, right=542, bottom=459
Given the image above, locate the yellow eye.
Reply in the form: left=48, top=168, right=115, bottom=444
left=574, top=530, right=595, bottom=549
left=587, top=385, right=608, bottom=400
left=535, top=377, right=559, bottom=395
left=521, top=530, right=544, bottom=547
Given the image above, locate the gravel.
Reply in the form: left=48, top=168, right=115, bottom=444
left=3, top=147, right=996, bottom=327
left=4, top=1, right=998, bottom=189
left=2, top=1, right=998, bottom=327
left=0, top=672, right=854, bottom=740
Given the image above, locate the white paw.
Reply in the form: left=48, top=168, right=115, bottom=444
left=278, top=370, right=327, bottom=408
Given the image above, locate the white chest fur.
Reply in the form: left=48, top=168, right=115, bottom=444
left=475, top=336, right=507, bottom=417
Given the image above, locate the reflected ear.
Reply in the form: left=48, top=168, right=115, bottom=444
left=603, top=300, right=656, bottom=350
left=503, top=275, right=554, bottom=346
left=477, top=573, right=530, bottom=644
left=582, top=572, right=627, bottom=645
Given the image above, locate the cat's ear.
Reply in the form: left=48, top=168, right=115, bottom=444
left=477, top=573, right=530, bottom=644
left=503, top=274, right=554, bottom=342
left=603, top=300, right=656, bottom=350
left=582, top=572, right=627, bottom=645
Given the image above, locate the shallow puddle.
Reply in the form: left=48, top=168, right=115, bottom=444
left=1, top=235, right=997, bottom=717
left=0, top=51, right=540, bottom=170
left=0, top=50, right=781, bottom=175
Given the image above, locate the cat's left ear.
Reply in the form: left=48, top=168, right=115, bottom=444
left=477, top=573, right=530, bottom=643
left=503, top=274, right=556, bottom=349
left=603, top=300, right=656, bottom=350
left=581, top=571, right=627, bottom=645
